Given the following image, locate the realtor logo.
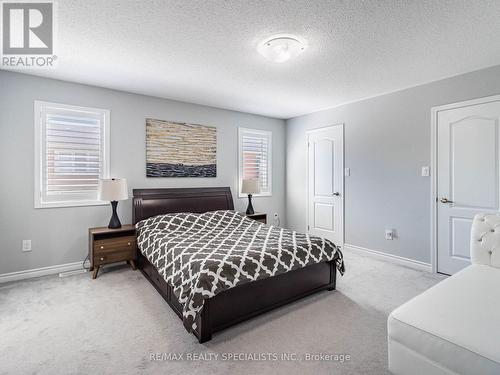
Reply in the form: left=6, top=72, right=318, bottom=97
left=1, top=1, right=56, bottom=67
left=3, top=2, right=53, bottom=54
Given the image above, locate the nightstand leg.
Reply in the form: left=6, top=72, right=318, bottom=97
left=129, top=259, right=137, bottom=270
left=92, top=266, right=100, bottom=279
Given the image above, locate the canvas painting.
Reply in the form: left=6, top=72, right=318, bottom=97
left=146, top=118, right=217, bottom=177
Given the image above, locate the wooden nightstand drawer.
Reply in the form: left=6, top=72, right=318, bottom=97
left=246, top=213, right=267, bottom=224
left=89, top=224, right=137, bottom=279
left=94, top=249, right=135, bottom=266
left=94, top=236, right=136, bottom=254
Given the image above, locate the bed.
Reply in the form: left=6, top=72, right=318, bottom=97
left=133, top=187, right=343, bottom=343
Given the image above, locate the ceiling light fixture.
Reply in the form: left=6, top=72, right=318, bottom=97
left=257, top=36, right=307, bottom=63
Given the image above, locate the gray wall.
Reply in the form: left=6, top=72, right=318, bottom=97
left=0, top=71, right=285, bottom=274
left=286, top=65, right=500, bottom=264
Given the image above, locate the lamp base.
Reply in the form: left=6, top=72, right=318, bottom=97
left=108, top=201, right=122, bottom=229
left=246, top=194, right=255, bottom=215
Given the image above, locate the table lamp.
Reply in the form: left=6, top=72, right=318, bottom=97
left=241, top=179, right=260, bottom=215
left=98, top=178, right=129, bottom=229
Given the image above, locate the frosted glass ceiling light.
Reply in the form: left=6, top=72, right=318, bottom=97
left=257, top=36, right=306, bottom=63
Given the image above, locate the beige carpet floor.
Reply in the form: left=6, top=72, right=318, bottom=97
left=0, top=250, right=445, bottom=375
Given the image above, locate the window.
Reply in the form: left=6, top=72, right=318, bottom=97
left=238, top=128, right=272, bottom=197
left=34, top=101, right=110, bottom=208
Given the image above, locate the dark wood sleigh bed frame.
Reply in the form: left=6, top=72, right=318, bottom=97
left=133, top=187, right=337, bottom=343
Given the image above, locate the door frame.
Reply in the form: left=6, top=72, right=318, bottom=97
left=430, top=94, right=500, bottom=273
left=305, top=124, right=345, bottom=247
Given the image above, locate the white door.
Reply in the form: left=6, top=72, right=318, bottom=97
left=307, top=125, right=344, bottom=246
left=436, top=96, right=500, bottom=275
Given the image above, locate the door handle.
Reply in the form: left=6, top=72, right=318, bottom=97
left=440, top=197, right=454, bottom=204
left=332, top=192, right=341, bottom=196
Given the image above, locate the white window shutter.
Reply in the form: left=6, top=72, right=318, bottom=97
left=239, top=128, right=272, bottom=196
left=35, top=101, right=110, bottom=208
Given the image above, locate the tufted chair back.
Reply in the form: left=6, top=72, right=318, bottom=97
left=470, top=213, right=500, bottom=268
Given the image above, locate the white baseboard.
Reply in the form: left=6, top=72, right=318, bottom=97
left=0, top=245, right=432, bottom=283
left=0, top=261, right=83, bottom=284
left=343, top=243, right=432, bottom=272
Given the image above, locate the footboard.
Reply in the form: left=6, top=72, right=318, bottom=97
left=137, top=253, right=336, bottom=343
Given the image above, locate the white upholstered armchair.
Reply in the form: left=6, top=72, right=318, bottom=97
left=388, top=213, right=500, bottom=375
left=470, top=213, right=500, bottom=268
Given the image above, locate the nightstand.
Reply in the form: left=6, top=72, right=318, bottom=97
left=88, top=224, right=137, bottom=279
left=246, top=213, right=267, bottom=224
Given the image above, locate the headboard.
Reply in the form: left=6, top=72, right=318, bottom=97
left=132, top=187, right=234, bottom=224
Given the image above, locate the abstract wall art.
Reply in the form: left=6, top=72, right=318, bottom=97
left=146, top=118, right=217, bottom=177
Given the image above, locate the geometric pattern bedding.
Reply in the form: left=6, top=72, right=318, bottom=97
left=136, top=210, right=344, bottom=332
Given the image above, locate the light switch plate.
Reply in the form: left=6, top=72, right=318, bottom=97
left=421, top=166, right=430, bottom=177
left=345, top=168, right=350, bottom=177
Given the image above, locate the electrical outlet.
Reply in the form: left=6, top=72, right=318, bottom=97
left=385, top=229, right=394, bottom=241
left=22, top=240, right=32, bottom=252
left=273, top=213, right=280, bottom=226
left=421, top=166, right=430, bottom=177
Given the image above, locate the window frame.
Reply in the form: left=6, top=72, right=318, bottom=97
left=238, top=127, right=272, bottom=198
left=34, top=100, right=110, bottom=208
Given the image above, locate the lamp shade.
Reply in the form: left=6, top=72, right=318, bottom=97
left=241, top=179, right=260, bottom=194
left=98, top=178, right=128, bottom=201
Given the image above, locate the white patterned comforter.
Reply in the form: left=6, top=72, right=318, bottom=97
left=136, top=210, right=344, bottom=332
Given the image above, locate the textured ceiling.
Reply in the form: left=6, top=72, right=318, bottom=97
left=8, top=0, right=500, bottom=119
